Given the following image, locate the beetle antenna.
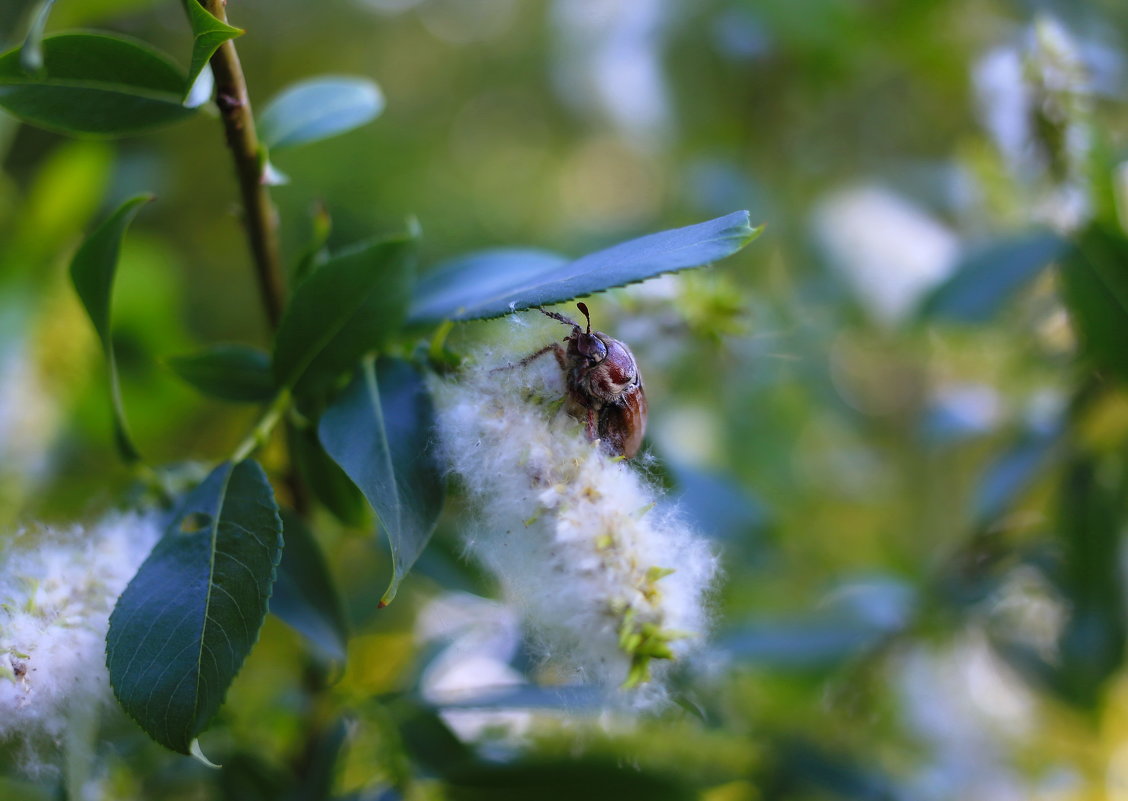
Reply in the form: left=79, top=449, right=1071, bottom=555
left=536, top=306, right=579, bottom=329
left=576, top=302, right=591, bottom=334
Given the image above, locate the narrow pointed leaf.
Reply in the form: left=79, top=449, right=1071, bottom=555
left=271, top=510, right=350, bottom=663
left=408, top=211, right=761, bottom=323
left=0, top=33, right=195, bottom=136
left=180, top=0, right=243, bottom=99
left=273, top=232, right=416, bottom=398
left=319, top=358, right=444, bottom=606
left=409, top=249, right=568, bottom=324
left=70, top=194, right=153, bottom=462
left=917, top=231, right=1066, bottom=322
left=106, top=460, right=283, bottom=754
left=258, top=76, right=384, bottom=150
left=19, top=0, right=56, bottom=74
left=166, top=343, right=275, bottom=403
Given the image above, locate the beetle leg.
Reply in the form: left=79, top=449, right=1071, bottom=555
left=586, top=407, right=598, bottom=441
left=493, top=343, right=566, bottom=372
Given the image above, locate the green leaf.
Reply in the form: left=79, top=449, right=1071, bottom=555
left=443, top=758, right=697, bottom=801
left=408, top=211, right=761, bottom=323
left=1059, top=224, right=1128, bottom=383
left=319, top=358, right=444, bottom=607
left=166, top=344, right=275, bottom=403
left=19, top=0, right=56, bottom=74
left=271, top=511, right=349, bottom=663
left=180, top=0, right=242, bottom=100
left=106, top=460, right=283, bottom=754
left=409, top=249, right=568, bottom=324
left=69, top=194, right=152, bottom=462
left=273, top=232, right=416, bottom=397
left=291, top=426, right=370, bottom=527
left=917, top=231, right=1067, bottom=323
left=1052, top=455, right=1128, bottom=708
left=0, top=33, right=195, bottom=136
left=258, top=76, right=384, bottom=150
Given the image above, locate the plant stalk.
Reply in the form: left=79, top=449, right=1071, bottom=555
left=204, top=0, right=285, bottom=328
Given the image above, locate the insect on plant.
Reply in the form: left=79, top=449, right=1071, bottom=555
left=524, top=302, right=648, bottom=459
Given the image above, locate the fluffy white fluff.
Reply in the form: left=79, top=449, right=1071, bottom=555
left=0, top=512, right=160, bottom=773
left=432, top=345, right=716, bottom=693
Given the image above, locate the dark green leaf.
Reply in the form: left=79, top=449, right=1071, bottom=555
left=292, top=202, right=333, bottom=284
left=1052, top=455, right=1128, bottom=708
left=0, top=33, right=195, bottom=136
left=258, top=76, right=384, bottom=150
left=389, top=698, right=475, bottom=778
left=19, top=0, right=55, bottom=74
left=69, top=194, right=152, bottom=462
left=319, top=358, right=444, bottom=606
left=918, top=231, right=1067, bottom=322
left=443, top=758, right=697, bottom=801
left=271, top=510, right=350, bottom=663
left=166, top=343, right=275, bottom=403
left=408, top=211, right=761, bottom=323
left=289, top=717, right=350, bottom=801
left=180, top=0, right=242, bottom=99
left=273, top=232, right=415, bottom=397
left=291, top=425, right=370, bottom=527
left=1059, top=224, right=1128, bottom=383
left=107, top=460, right=283, bottom=754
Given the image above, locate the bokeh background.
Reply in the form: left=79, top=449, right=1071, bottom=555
left=3, top=0, right=1128, bottom=798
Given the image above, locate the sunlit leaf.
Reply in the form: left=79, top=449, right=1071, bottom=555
left=180, top=0, right=242, bottom=99
left=69, top=193, right=153, bottom=462
left=319, top=358, right=444, bottom=607
left=258, top=76, right=384, bottom=150
left=166, top=343, right=275, bottom=403
left=0, top=33, right=195, bottom=136
left=271, top=511, right=349, bottom=663
left=106, top=460, right=283, bottom=754
left=918, top=231, right=1066, bottom=323
left=408, top=211, right=761, bottom=323
left=273, top=231, right=415, bottom=397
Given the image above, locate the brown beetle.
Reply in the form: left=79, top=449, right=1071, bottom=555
left=522, top=302, right=648, bottom=459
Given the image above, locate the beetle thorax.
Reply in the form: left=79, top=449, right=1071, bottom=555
left=567, top=330, right=638, bottom=408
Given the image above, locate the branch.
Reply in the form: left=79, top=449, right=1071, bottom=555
left=204, top=0, right=285, bottom=329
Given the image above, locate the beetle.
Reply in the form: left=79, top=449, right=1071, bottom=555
left=521, top=302, right=648, bottom=459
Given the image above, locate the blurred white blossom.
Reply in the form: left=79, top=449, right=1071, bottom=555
left=0, top=512, right=160, bottom=774
left=973, top=15, right=1094, bottom=232
left=551, top=0, right=676, bottom=151
left=814, top=185, right=959, bottom=326
left=431, top=344, right=716, bottom=699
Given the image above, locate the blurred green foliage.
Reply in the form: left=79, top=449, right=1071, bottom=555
left=3, top=0, right=1128, bottom=799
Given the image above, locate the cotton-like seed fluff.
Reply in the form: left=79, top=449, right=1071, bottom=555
left=0, top=512, right=160, bottom=775
left=432, top=345, right=717, bottom=691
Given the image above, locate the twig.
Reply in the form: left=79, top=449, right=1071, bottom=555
left=204, top=0, right=285, bottom=328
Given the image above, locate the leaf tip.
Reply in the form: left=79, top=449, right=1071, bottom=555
left=189, top=738, right=222, bottom=769
left=741, top=221, right=766, bottom=247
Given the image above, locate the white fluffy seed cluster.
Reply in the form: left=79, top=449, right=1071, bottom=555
left=0, top=512, right=160, bottom=772
left=432, top=347, right=716, bottom=693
